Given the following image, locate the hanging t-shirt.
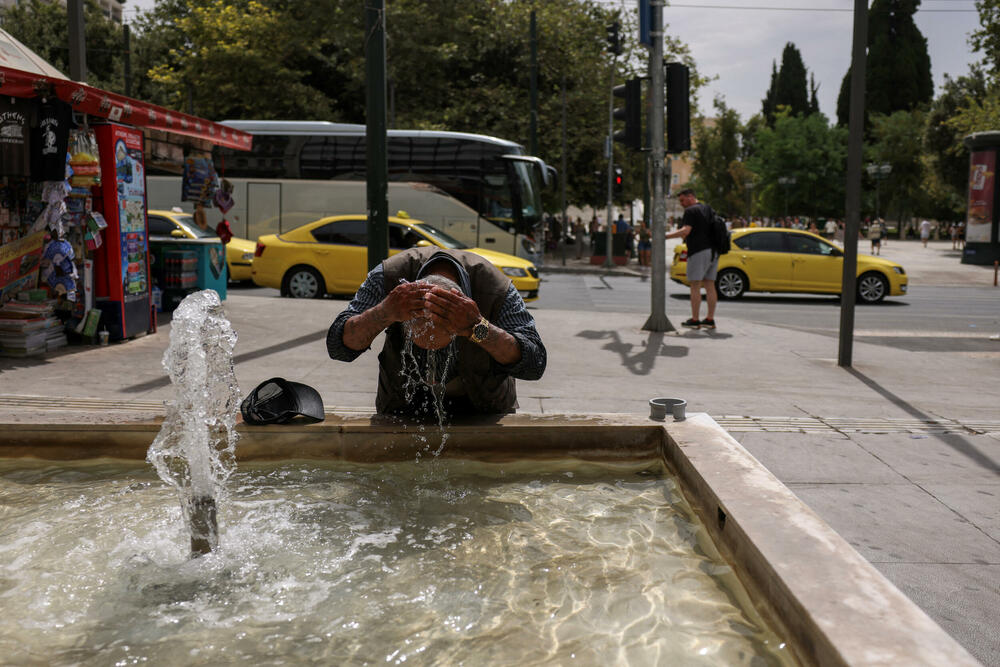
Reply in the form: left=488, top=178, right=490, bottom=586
left=32, top=98, right=74, bottom=182
left=0, top=97, right=35, bottom=177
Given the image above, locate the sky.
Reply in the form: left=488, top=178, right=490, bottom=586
left=640, top=0, right=982, bottom=121
left=124, top=0, right=982, bottom=122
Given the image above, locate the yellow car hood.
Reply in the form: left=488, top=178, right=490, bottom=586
left=465, top=247, right=534, bottom=270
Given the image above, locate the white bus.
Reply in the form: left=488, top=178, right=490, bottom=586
left=146, top=120, right=551, bottom=259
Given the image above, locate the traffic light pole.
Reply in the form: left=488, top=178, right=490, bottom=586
left=605, top=65, right=616, bottom=269
left=643, top=0, right=674, bottom=332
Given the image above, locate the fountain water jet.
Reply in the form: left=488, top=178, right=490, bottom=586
left=147, top=290, right=240, bottom=557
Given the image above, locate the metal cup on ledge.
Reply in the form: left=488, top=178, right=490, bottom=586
left=649, top=397, right=687, bottom=422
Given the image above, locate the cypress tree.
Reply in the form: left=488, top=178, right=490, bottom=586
left=809, top=73, right=820, bottom=115
left=761, top=60, right=778, bottom=122
left=836, top=0, right=933, bottom=125
left=774, top=43, right=810, bottom=116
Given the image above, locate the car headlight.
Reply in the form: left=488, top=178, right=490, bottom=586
left=501, top=267, right=528, bottom=278
left=241, top=252, right=254, bottom=261
left=892, top=266, right=905, bottom=274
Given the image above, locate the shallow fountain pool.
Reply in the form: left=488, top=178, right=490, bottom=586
left=0, top=457, right=794, bottom=665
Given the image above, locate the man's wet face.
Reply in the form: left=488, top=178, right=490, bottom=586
left=405, top=265, right=461, bottom=350
left=406, top=313, right=451, bottom=350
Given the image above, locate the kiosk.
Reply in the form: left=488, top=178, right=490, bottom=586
left=962, top=132, right=1000, bottom=265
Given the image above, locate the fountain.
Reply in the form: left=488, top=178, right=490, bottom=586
left=147, top=289, right=239, bottom=557
left=0, top=292, right=982, bottom=664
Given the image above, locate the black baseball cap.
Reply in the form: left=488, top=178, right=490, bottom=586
left=240, top=377, right=325, bottom=425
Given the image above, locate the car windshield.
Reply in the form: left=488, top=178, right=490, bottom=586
left=413, top=223, right=469, bottom=249
left=173, top=214, right=217, bottom=239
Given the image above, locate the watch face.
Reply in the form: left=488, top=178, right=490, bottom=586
left=473, top=321, right=489, bottom=341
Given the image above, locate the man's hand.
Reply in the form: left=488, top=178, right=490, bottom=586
left=422, top=286, right=480, bottom=337
left=342, top=281, right=432, bottom=351
left=380, top=281, right=434, bottom=324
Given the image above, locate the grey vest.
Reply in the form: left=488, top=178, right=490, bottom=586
left=376, top=247, right=516, bottom=416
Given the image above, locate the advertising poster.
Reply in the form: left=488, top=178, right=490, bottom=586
left=0, top=230, right=43, bottom=305
left=967, top=150, right=995, bottom=244
left=112, top=127, right=149, bottom=299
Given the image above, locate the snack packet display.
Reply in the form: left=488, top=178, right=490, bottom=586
left=68, top=129, right=102, bottom=189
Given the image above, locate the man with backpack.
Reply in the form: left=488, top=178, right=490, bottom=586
left=665, top=188, right=723, bottom=330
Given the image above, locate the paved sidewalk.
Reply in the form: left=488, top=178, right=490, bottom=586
left=1, top=237, right=998, bottom=664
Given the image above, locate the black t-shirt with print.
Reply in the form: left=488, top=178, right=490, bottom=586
left=0, top=97, right=35, bottom=177
left=32, top=99, right=74, bottom=181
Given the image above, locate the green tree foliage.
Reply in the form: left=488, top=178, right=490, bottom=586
left=748, top=110, right=848, bottom=218
left=761, top=43, right=811, bottom=123
left=868, top=110, right=926, bottom=225
left=133, top=0, right=335, bottom=119
left=970, top=0, right=1000, bottom=79
left=690, top=98, right=743, bottom=215
left=923, top=69, right=988, bottom=217
left=2, top=0, right=127, bottom=92
left=836, top=0, right=933, bottom=126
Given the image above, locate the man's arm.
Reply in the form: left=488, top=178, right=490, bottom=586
left=342, top=281, right=431, bottom=351
left=328, top=267, right=435, bottom=359
left=422, top=283, right=546, bottom=380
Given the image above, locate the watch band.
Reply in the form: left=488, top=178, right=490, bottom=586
left=470, top=316, right=490, bottom=344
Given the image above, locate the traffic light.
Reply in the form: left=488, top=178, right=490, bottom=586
left=613, top=165, right=624, bottom=200
left=606, top=21, right=622, bottom=56
left=666, top=62, right=691, bottom=153
left=612, top=77, right=642, bottom=151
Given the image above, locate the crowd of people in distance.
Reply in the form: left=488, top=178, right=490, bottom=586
left=540, top=211, right=967, bottom=266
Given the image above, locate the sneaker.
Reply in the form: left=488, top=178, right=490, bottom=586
left=701, top=318, right=716, bottom=330
left=682, top=318, right=701, bottom=329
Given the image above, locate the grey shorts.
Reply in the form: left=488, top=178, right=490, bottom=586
left=687, top=248, right=718, bottom=281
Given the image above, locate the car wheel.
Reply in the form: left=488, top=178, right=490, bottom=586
left=282, top=266, right=325, bottom=299
left=857, top=272, right=888, bottom=304
left=715, top=268, right=747, bottom=299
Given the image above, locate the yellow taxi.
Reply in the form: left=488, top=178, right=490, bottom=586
left=670, top=227, right=907, bottom=303
left=251, top=214, right=541, bottom=301
left=147, top=209, right=256, bottom=281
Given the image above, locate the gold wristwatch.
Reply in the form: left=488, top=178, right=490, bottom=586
left=470, top=316, right=490, bottom=344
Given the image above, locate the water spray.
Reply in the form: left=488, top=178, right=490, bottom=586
left=148, top=290, right=240, bottom=558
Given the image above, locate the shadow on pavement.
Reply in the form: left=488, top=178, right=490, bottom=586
left=122, top=328, right=329, bottom=393
left=577, top=330, right=688, bottom=375
left=845, top=367, right=1000, bottom=472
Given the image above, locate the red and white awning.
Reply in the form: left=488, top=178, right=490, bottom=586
left=0, top=64, right=252, bottom=151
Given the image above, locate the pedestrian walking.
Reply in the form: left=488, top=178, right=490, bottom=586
left=665, top=189, right=718, bottom=330
left=868, top=222, right=881, bottom=255
left=950, top=223, right=960, bottom=250
left=879, top=220, right=888, bottom=248
left=920, top=219, right=932, bottom=247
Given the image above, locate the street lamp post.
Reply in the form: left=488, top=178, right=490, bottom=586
left=865, top=163, right=892, bottom=223
left=744, top=180, right=754, bottom=221
left=777, top=176, right=796, bottom=219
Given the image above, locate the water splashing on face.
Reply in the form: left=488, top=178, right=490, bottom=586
left=147, top=290, right=240, bottom=557
left=398, top=277, right=458, bottom=456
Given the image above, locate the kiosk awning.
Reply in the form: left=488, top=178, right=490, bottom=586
left=0, top=65, right=252, bottom=151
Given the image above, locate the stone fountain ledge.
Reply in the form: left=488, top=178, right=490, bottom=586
left=0, top=409, right=981, bottom=667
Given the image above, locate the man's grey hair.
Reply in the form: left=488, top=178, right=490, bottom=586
left=418, top=274, right=461, bottom=292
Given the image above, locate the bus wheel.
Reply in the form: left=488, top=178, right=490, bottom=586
left=283, top=266, right=325, bottom=299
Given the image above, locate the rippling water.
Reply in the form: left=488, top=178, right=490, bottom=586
left=0, top=459, right=795, bottom=665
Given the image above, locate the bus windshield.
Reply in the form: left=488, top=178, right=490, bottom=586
left=511, top=160, right=543, bottom=227
left=414, top=222, right=469, bottom=249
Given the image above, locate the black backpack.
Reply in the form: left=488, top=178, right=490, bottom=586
left=709, top=211, right=731, bottom=256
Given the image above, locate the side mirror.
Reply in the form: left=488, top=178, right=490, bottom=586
left=415, top=240, right=433, bottom=248
left=170, top=229, right=186, bottom=238
left=830, top=247, right=843, bottom=257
